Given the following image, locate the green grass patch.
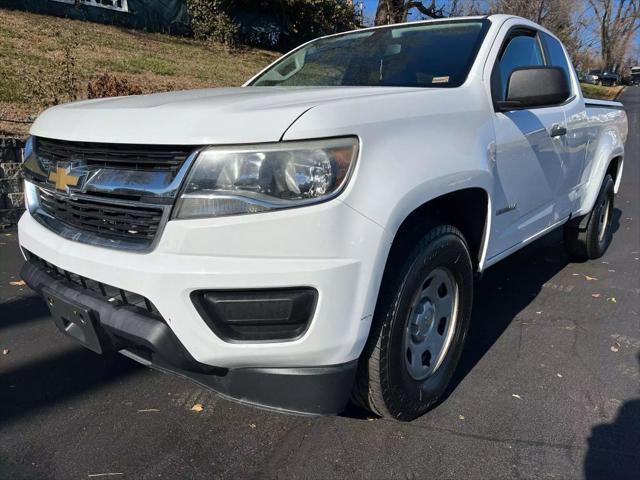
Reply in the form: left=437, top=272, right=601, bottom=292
left=0, top=68, right=24, bottom=102
left=94, top=56, right=176, bottom=76
left=580, top=83, right=624, bottom=101
left=127, top=56, right=178, bottom=76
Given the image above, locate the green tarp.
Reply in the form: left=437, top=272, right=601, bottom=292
left=0, top=0, right=190, bottom=35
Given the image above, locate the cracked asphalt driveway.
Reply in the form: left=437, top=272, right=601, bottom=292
left=1, top=89, right=639, bottom=479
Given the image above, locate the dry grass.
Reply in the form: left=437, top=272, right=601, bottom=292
left=0, top=8, right=280, bottom=136
left=580, top=83, right=625, bottom=101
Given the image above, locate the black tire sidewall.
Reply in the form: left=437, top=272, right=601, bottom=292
left=589, top=175, right=615, bottom=257
left=381, top=228, right=473, bottom=420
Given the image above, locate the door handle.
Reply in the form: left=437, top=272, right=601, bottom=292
left=550, top=124, right=567, bottom=137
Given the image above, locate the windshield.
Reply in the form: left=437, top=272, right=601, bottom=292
left=250, top=20, right=490, bottom=88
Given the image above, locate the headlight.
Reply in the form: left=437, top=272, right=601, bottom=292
left=173, top=137, right=358, bottom=219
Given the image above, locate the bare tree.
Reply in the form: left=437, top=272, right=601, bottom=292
left=489, top=0, right=599, bottom=70
left=374, top=0, right=445, bottom=25
left=489, top=0, right=577, bottom=43
left=373, top=0, right=487, bottom=25
left=588, top=0, right=640, bottom=72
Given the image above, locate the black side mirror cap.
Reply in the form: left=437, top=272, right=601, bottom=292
left=497, top=66, right=571, bottom=111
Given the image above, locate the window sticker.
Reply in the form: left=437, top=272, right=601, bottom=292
left=432, top=76, right=450, bottom=84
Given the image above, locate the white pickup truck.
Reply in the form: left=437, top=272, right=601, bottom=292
left=19, top=15, right=628, bottom=420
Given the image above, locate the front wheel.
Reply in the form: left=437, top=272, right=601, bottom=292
left=564, top=174, right=615, bottom=260
left=352, top=225, right=474, bottom=421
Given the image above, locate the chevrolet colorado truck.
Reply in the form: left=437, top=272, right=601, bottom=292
left=19, top=15, right=628, bottom=421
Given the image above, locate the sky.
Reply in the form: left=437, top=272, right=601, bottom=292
left=358, top=0, right=639, bottom=56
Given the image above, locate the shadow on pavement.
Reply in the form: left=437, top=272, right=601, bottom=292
left=584, top=354, right=640, bottom=480
left=0, top=347, right=141, bottom=426
left=0, top=294, right=51, bottom=331
left=445, top=228, right=570, bottom=399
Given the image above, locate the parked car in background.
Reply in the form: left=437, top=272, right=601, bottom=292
left=584, top=69, right=620, bottom=86
left=631, top=66, right=640, bottom=85
left=19, top=15, right=628, bottom=421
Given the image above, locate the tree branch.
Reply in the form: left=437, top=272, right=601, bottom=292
left=404, top=0, right=445, bottom=18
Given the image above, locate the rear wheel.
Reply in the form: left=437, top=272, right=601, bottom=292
left=352, top=225, right=474, bottom=421
left=564, top=174, right=615, bottom=260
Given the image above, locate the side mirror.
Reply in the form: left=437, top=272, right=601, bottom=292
left=497, top=66, right=571, bottom=111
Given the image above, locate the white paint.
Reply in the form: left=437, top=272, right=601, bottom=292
left=20, top=15, right=628, bottom=369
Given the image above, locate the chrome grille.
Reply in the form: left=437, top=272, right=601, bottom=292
left=25, top=138, right=200, bottom=251
left=37, top=188, right=164, bottom=245
left=35, top=137, right=195, bottom=172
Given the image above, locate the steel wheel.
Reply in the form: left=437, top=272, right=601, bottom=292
left=403, top=267, right=459, bottom=381
left=597, top=193, right=612, bottom=242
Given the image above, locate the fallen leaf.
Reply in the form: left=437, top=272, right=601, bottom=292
left=512, top=394, right=521, bottom=399
left=249, top=423, right=256, bottom=429
left=137, top=408, right=160, bottom=413
left=607, top=297, right=617, bottom=303
left=191, top=403, right=204, bottom=412
left=458, top=415, right=465, bottom=420
left=2, top=349, right=9, bottom=355
left=9, top=280, right=25, bottom=286
left=591, top=293, right=601, bottom=298
left=611, top=343, right=620, bottom=353
left=584, top=275, right=598, bottom=281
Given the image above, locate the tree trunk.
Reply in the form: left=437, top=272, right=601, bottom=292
left=374, top=0, right=443, bottom=25
left=375, top=0, right=405, bottom=25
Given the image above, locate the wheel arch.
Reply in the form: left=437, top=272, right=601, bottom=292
left=606, top=154, right=624, bottom=194
left=575, top=139, right=624, bottom=219
left=385, top=187, right=491, bottom=274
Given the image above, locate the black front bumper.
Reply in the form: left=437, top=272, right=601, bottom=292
left=21, top=259, right=357, bottom=415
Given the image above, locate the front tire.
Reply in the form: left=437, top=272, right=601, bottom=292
left=352, top=225, right=474, bottom=421
left=564, top=174, right=615, bottom=260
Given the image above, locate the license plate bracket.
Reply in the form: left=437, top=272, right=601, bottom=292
left=43, top=288, right=108, bottom=354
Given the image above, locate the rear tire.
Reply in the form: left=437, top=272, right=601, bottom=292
left=564, top=174, right=615, bottom=260
left=352, top=225, right=474, bottom=421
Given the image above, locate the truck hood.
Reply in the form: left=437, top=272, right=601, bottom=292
left=30, top=86, right=420, bottom=145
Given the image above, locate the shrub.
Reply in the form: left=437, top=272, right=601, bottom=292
left=87, top=73, right=144, bottom=99
left=187, top=0, right=240, bottom=46
left=186, top=0, right=358, bottom=51
left=276, top=0, right=358, bottom=50
left=24, top=28, right=82, bottom=107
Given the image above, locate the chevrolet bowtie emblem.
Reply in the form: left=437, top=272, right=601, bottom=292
left=49, top=166, right=80, bottom=191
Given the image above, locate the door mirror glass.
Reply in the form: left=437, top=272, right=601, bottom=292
left=498, top=66, right=571, bottom=111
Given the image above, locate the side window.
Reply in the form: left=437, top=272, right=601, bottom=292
left=541, top=32, right=573, bottom=91
left=497, top=33, right=544, bottom=100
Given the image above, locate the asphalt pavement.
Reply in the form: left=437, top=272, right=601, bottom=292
left=1, top=88, right=639, bottom=480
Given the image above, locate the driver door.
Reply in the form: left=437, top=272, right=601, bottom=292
left=487, top=29, right=569, bottom=260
